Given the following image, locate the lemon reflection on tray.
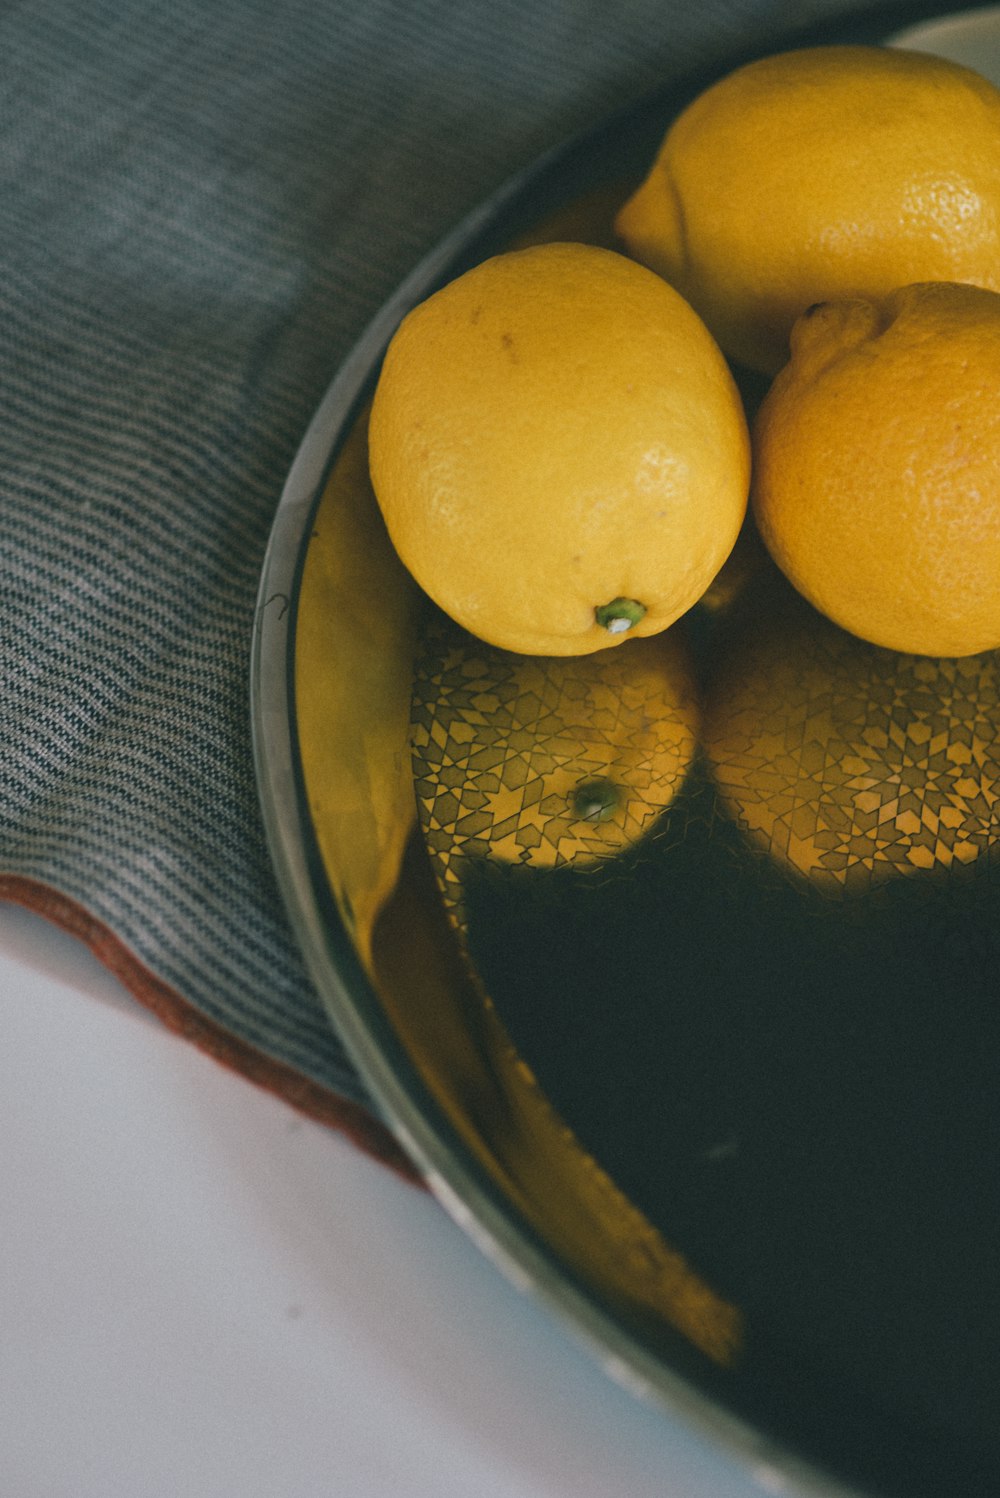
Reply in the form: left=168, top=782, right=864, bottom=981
left=410, top=613, right=699, bottom=925
left=293, top=405, right=421, bottom=972
left=704, top=574, right=1000, bottom=899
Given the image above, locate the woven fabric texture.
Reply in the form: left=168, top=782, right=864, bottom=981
left=0, top=0, right=908, bottom=1122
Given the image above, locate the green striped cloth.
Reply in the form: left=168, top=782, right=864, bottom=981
left=0, top=0, right=944, bottom=1141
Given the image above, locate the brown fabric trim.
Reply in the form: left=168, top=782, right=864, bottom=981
left=0, top=875, right=423, bottom=1187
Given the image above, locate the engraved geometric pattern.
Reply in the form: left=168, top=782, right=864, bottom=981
left=411, top=614, right=698, bottom=915
left=705, top=598, right=1000, bottom=897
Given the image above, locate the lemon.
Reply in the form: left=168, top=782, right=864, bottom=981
left=616, top=45, right=1000, bottom=373
left=368, top=241, right=749, bottom=656
left=751, top=281, right=1000, bottom=658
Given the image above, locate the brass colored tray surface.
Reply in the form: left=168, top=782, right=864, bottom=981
left=252, top=8, right=1000, bottom=1497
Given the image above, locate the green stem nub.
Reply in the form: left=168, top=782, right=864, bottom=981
left=572, top=778, right=621, bottom=824
left=595, top=597, right=646, bottom=635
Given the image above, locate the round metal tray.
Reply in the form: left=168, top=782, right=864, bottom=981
left=252, top=8, right=1000, bottom=1495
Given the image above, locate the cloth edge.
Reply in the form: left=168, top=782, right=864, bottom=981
left=0, top=874, right=423, bottom=1187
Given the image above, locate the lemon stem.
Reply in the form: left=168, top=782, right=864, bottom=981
left=572, top=778, right=621, bottom=823
left=595, top=597, right=646, bottom=634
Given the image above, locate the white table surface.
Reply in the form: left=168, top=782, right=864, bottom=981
left=0, top=900, right=783, bottom=1498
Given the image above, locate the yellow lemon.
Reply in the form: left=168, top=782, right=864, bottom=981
left=368, top=241, right=749, bottom=656
left=751, top=281, right=1000, bottom=658
left=616, top=45, right=1000, bottom=373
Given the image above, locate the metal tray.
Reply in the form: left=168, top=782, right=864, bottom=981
left=251, top=7, right=1000, bottom=1495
